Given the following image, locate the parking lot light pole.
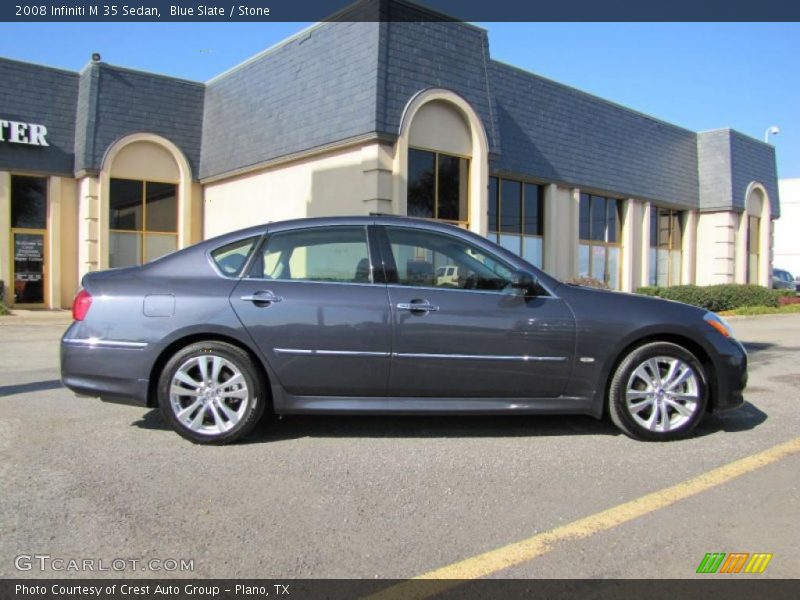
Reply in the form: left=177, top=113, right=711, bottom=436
left=764, top=125, right=780, bottom=143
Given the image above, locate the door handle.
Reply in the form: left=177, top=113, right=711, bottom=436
left=397, top=300, right=439, bottom=313
left=241, top=290, right=283, bottom=305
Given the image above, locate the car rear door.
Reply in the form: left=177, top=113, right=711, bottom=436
left=230, top=224, right=391, bottom=397
left=377, top=225, right=576, bottom=398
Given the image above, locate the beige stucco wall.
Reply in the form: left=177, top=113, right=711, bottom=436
left=408, top=100, right=472, bottom=157
left=696, top=211, right=738, bottom=285
left=0, top=171, right=9, bottom=305
left=203, top=142, right=385, bottom=239
left=775, top=178, right=800, bottom=276
left=542, top=184, right=579, bottom=281
left=55, top=176, right=78, bottom=307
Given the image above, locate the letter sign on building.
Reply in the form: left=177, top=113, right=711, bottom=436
left=0, top=119, right=49, bottom=146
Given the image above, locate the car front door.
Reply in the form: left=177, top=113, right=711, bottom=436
left=231, top=224, right=391, bottom=397
left=378, top=225, right=575, bottom=398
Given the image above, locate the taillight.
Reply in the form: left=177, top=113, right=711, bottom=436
left=72, top=289, right=92, bottom=321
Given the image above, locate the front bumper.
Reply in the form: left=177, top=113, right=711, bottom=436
left=60, top=323, right=154, bottom=406
left=710, top=337, right=748, bottom=413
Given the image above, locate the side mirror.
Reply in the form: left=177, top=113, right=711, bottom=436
left=510, top=270, right=540, bottom=297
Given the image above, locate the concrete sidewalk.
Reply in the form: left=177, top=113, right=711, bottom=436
left=0, top=309, right=73, bottom=326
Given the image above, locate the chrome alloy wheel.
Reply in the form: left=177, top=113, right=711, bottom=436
left=169, top=355, right=250, bottom=435
left=625, top=356, right=700, bottom=433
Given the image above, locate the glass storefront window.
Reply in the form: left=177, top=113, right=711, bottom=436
left=648, top=207, right=683, bottom=287
left=11, top=175, right=47, bottom=229
left=578, top=193, right=622, bottom=288
left=747, top=215, right=760, bottom=284
left=488, top=176, right=544, bottom=268
left=109, top=178, right=178, bottom=268
left=408, top=148, right=469, bottom=226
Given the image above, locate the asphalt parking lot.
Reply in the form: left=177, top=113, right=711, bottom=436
left=1, top=313, right=798, bottom=579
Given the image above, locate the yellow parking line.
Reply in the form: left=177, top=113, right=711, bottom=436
left=369, top=436, right=800, bottom=600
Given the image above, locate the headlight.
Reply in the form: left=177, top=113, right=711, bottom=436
left=704, top=311, right=733, bottom=338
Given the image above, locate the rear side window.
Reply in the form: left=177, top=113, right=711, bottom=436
left=210, top=237, right=258, bottom=277
left=247, top=226, right=371, bottom=284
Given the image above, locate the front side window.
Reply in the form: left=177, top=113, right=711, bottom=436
left=385, top=226, right=514, bottom=292
left=247, top=227, right=371, bottom=284
left=649, top=207, right=683, bottom=287
left=109, top=178, right=178, bottom=268
left=747, top=215, right=760, bottom=284
left=488, top=177, right=544, bottom=268
left=578, top=193, right=622, bottom=289
left=408, top=148, right=469, bottom=226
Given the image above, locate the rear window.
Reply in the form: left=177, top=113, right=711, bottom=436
left=210, top=237, right=258, bottom=277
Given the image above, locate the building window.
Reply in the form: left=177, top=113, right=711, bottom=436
left=487, top=177, right=544, bottom=268
left=11, top=175, right=47, bottom=230
left=578, top=193, right=622, bottom=289
left=10, top=175, right=48, bottom=305
left=408, top=148, right=469, bottom=226
left=747, top=215, right=760, bottom=284
left=109, top=178, right=177, bottom=268
left=649, top=207, right=683, bottom=287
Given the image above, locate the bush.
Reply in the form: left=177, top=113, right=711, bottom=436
left=565, top=277, right=609, bottom=290
left=0, top=302, right=10, bottom=316
left=634, top=284, right=780, bottom=312
left=778, top=295, right=800, bottom=306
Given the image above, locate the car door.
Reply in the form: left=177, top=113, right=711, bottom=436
left=378, top=225, right=575, bottom=398
left=231, top=224, right=392, bottom=397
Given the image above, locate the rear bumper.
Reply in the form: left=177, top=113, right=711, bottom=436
left=710, top=337, right=748, bottom=413
left=60, top=323, right=154, bottom=406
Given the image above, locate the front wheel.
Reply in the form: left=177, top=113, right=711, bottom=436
left=158, top=341, right=266, bottom=444
left=608, top=342, right=708, bottom=441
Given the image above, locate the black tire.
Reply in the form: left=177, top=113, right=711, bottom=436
left=158, top=341, right=266, bottom=445
left=608, top=341, right=708, bottom=441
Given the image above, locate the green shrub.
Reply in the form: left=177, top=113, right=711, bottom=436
left=0, top=302, right=10, bottom=316
left=634, top=284, right=780, bottom=312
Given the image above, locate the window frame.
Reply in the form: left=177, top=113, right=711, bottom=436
left=488, top=176, right=545, bottom=268
left=578, top=193, right=623, bottom=289
left=648, top=207, right=684, bottom=287
left=108, top=177, right=179, bottom=267
left=407, top=146, right=471, bottom=228
left=375, top=224, right=545, bottom=296
left=747, top=215, right=760, bottom=285
left=244, top=225, right=379, bottom=286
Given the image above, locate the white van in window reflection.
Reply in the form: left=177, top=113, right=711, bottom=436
left=435, top=265, right=460, bottom=287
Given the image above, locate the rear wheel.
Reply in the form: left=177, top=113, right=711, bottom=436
left=608, top=341, right=707, bottom=441
left=158, top=341, right=265, bottom=444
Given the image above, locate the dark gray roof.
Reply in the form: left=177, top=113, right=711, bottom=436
left=75, top=63, right=205, bottom=176
left=698, top=129, right=780, bottom=217
left=488, top=60, right=699, bottom=207
left=200, top=20, right=382, bottom=180
left=0, top=57, right=78, bottom=176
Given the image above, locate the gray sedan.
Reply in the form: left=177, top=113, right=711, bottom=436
left=61, top=216, right=747, bottom=444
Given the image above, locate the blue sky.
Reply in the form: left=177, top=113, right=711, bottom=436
left=1, top=21, right=798, bottom=178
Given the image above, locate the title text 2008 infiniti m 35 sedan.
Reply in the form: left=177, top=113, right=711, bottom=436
left=61, top=216, right=747, bottom=444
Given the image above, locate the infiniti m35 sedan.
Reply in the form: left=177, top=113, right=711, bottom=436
left=61, top=216, right=747, bottom=444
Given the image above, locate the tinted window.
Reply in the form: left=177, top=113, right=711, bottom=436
left=408, top=149, right=435, bottom=219
left=11, top=175, right=47, bottom=229
left=488, top=177, right=499, bottom=232
left=248, top=227, right=371, bottom=284
left=211, top=237, right=258, bottom=277
left=386, top=227, right=514, bottom=292
left=500, top=179, right=522, bottom=234
left=523, top=183, right=543, bottom=236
